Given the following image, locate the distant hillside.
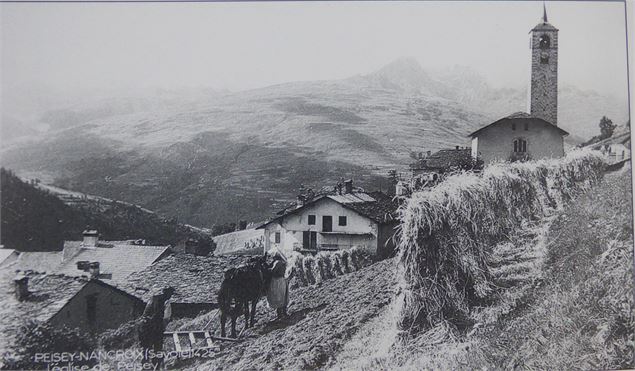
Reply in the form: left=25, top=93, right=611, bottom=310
left=0, top=168, right=213, bottom=252
left=1, top=58, right=627, bottom=226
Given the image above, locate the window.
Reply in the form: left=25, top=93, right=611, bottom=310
left=308, top=215, right=316, bottom=225
left=524, top=122, right=529, bottom=131
left=512, top=123, right=516, bottom=131
left=322, top=216, right=333, bottom=232
left=338, top=216, right=347, bottom=226
left=513, top=138, right=527, bottom=153
left=539, top=34, right=550, bottom=49
left=274, top=232, right=281, bottom=244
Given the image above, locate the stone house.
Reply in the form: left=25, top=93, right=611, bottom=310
left=409, top=146, right=473, bottom=177
left=0, top=268, right=145, bottom=354
left=257, top=183, right=398, bottom=259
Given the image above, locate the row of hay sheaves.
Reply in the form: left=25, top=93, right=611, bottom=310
left=288, top=246, right=374, bottom=288
left=395, top=149, right=607, bottom=335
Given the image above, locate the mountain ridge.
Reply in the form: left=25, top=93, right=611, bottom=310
left=1, top=58, right=628, bottom=227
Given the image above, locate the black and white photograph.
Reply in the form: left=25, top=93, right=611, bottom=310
left=0, top=0, right=633, bottom=369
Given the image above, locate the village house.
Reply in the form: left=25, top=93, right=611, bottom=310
left=0, top=268, right=145, bottom=355
left=123, top=254, right=253, bottom=319
left=257, top=180, right=399, bottom=259
left=409, top=146, right=474, bottom=178
left=213, top=228, right=265, bottom=256
left=469, top=7, right=569, bottom=165
left=396, top=146, right=476, bottom=196
left=14, top=230, right=170, bottom=285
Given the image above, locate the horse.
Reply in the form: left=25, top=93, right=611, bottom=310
left=218, top=255, right=271, bottom=338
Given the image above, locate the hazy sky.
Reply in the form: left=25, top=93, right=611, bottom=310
left=0, top=1, right=629, bottom=101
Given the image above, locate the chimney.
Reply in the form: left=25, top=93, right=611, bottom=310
left=344, top=179, right=353, bottom=194
left=184, top=238, right=198, bottom=255
left=14, top=275, right=29, bottom=301
left=297, top=195, right=306, bottom=208
left=88, top=262, right=100, bottom=278
left=76, top=261, right=90, bottom=271
left=82, top=230, right=99, bottom=247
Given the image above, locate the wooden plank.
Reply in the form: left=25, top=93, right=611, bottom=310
left=165, top=330, right=214, bottom=335
left=188, top=332, right=197, bottom=349
left=202, top=309, right=220, bottom=330
left=164, top=331, right=242, bottom=343
left=209, top=335, right=243, bottom=343
left=173, top=333, right=182, bottom=352
left=204, top=331, right=214, bottom=348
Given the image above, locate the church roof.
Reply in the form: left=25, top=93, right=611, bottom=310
left=532, top=22, right=558, bottom=32
left=257, top=191, right=398, bottom=228
left=468, top=112, right=569, bottom=138
left=532, top=3, right=558, bottom=31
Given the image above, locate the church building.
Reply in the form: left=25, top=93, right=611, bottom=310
left=469, top=5, right=569, bottom=165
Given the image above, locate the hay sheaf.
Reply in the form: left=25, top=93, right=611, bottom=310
left=289, top=246, right=373, bottom=288
left=396, top=149, right=606, bottom=335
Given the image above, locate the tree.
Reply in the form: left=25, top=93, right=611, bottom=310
left=599, top=116, right=617, bottom=139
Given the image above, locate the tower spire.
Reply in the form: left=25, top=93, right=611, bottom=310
left=543, top=1, right=548, bottom=23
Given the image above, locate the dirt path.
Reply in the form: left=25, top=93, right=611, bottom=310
left=325, top=213, right=556, bottom=370
left=179, top=258, right=397, bottom=370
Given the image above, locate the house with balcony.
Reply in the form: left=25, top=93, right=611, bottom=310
left=257, top=181, right=399, bottom=259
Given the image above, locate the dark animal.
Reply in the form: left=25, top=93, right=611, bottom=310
left=218, top=255, right=272, bottom=338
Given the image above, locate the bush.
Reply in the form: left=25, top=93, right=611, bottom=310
left=2, top=321, right=95, bottom=370
left=395, top=149, right=606, bottom=335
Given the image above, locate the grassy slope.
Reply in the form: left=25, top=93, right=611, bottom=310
left=373, top=165, right=634, bottom=370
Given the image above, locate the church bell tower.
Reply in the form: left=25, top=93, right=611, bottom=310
left=529, top=3, right=558, bottom=125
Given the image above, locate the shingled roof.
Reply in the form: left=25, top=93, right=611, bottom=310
left=411, top=148, right=472, bottom=172
left=0, top=267, right=143, bottom=355
left=123, top=254, right=253, bottom=304
left=14, top=252, right=63, bottom=272
left=468, top=112, right=569, bottom=137
left=14, top=243, right=170, bottom=286
left=258, top=191, right=398, bottom=228
left=338, top=191, right=399, bottom=224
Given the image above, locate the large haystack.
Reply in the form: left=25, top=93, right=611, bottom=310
left=396, top=150, right=606, bottom=335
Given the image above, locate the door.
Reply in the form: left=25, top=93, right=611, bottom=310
left=302, top=231, right=318, bottom=250
left=303, top=231, right=310, bottom=249
left=322, top=216, right=333, bottom=232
